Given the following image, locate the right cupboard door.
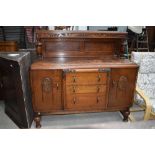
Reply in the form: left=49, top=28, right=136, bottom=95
left=108, top=68, right=138, bottom=109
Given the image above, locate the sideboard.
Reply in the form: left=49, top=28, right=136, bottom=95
left=30, top=30, right=139, bottom=128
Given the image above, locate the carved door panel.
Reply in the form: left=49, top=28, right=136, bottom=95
left=31, top=70, right=62, bottom=112
left=108, top=68, right=138, bottom=108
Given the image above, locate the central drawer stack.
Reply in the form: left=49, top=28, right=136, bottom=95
left=63, top=68, right=111, bottom=111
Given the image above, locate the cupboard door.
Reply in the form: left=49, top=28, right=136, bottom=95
left=31, top=70, right=62, bottom=112
left=108, top=68, right=138, bottom=108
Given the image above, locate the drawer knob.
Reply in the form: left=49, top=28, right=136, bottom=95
left=73, top=76, right=76, bottom=83
left=97, top=97, right=99, bottom=103
left=112, top=80, right=117, bottom=87
left=73, top=86, right=76, bottom=93
left=56, top=83, right=59, bottom=90
left=97, top=86, right=100, bottom=93
left=73, top=97, right=76, bottom=104
left=97, top=75, right=101, bottom=82
left=10, top=64, right=14, bottom=68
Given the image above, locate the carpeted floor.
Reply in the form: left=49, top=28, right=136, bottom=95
left=1, top=101, right=155, bottom=129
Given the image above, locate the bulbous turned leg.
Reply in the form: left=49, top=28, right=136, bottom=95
left=120, top=108, right=130, bottom=122
left=34, top=113, right=41, bottom=128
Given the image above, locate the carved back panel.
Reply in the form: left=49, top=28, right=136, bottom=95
left=36, top=30, right=127, bottom=58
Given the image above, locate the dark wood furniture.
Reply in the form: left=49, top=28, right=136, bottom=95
left=0, top=52, right=33, bottom=128
left=0, top=41, right=18, bottom=100
left=30, top=30, right=139, bottom=128
left=0, top=72, right=3, bottom=100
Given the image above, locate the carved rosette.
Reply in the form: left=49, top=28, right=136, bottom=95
left=42, top=77, right=52, bottom=93
left=118, top=76, right=128, bottom=91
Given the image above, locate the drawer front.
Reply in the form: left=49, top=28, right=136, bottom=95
left=65, top=94, right=107, bottom=110
left=66, top=85, right=107, bottom=94
left=65, top=71, right=108, bottom=85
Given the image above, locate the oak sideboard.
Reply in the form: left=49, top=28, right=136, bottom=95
left=30, top=30, right=138, bottom=128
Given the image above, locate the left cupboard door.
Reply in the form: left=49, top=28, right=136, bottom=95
left=30, top=70, right=62, bottom=113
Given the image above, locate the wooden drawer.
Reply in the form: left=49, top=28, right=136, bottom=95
left=65, top=69, right=110, bottom=85
left=65, top=93, right=107, bottom=110
left=66, top=85, right=107, bottom=94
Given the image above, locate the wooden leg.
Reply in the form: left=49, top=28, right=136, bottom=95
left=34, top=113, right=41, bottom=128
left=120, top=109, right=130, bottom=122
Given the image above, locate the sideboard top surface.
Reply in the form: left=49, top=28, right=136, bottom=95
left=31, top=56, right=138, bottom=70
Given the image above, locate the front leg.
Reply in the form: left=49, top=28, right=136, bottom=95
left=34, top=112, right=41, bottom=128
left=120, top=108, right=130, bottom=122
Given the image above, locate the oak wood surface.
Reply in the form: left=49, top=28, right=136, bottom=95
left=31, top=57, right=138, bottom=70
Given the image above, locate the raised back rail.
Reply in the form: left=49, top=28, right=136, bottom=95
left=36, top=30, right=127, bottom=58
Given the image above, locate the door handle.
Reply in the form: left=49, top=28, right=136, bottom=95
left=56, top=83, right=59, bottom=90
left=73, top=86, right=76, bottom=93
left=97, top=86, right=100, bottom=93
left=112, top=80, right=117, bottom=87
left=97, top=75, right=101, bottom=82
left=97, top=96, right=99, bottom=103
left=73, top=97, right=76, bottom=104
left=73, top=76, right=77, bottom=83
